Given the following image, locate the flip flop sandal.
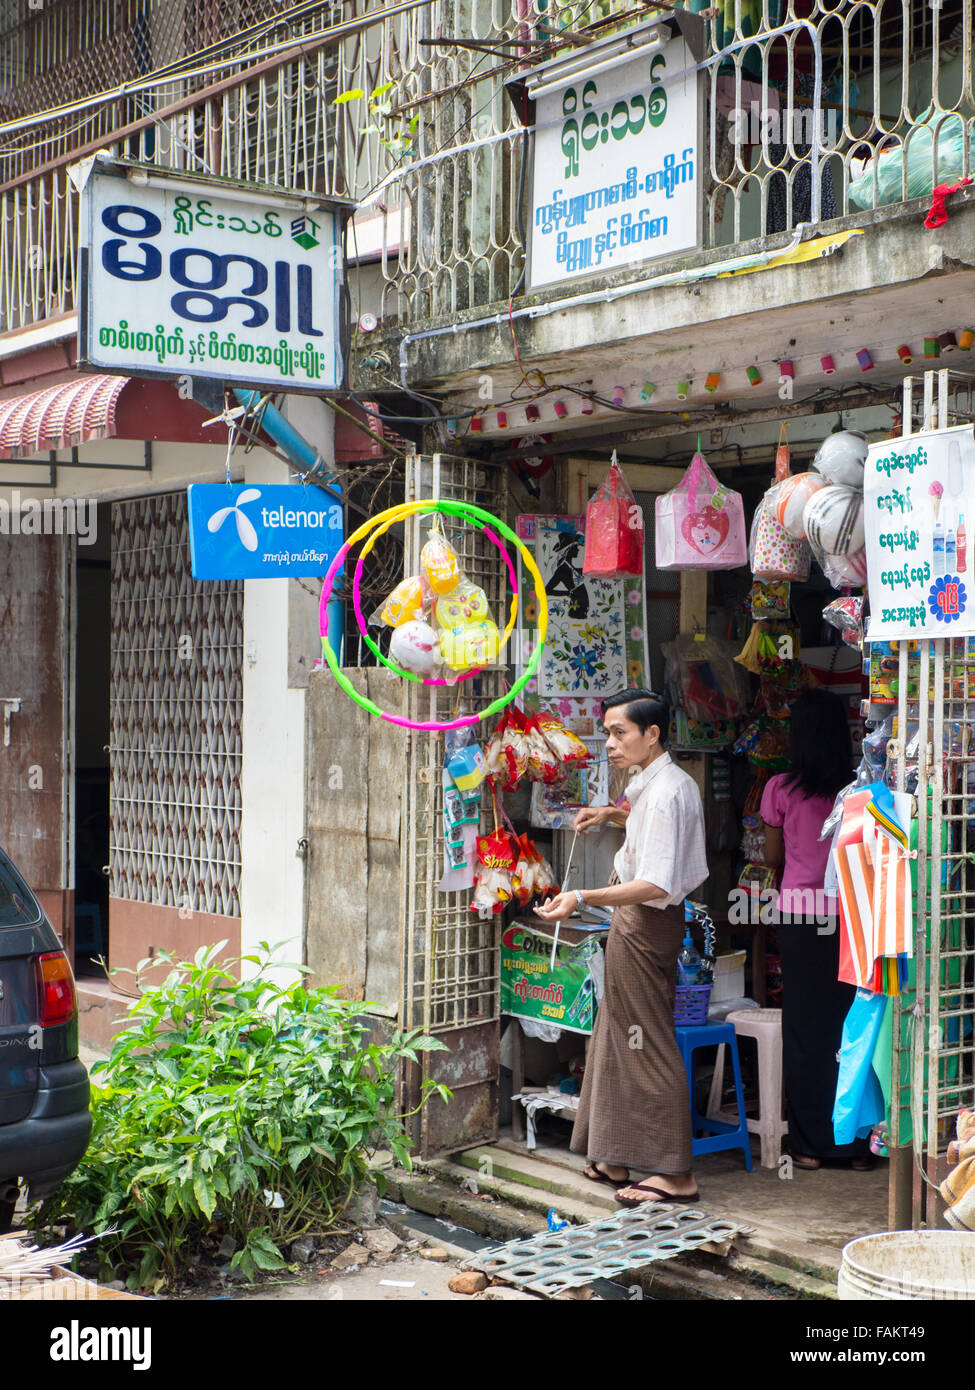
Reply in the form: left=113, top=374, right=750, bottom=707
left=789, top=1152, right=822, bottom=1171
left=584, top=1164, right=630, bottom=1189
left=615, top=1181, right=700, bottom=1208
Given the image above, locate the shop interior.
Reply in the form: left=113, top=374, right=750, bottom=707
left=477, top=406, right=909, bottom=1237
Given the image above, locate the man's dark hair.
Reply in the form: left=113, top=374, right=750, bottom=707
left=602, top=688, right=670, bottom=745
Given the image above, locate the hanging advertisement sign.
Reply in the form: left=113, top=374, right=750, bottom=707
left=519, top=24, right=703, bottom=290
left=864, top=424, right=975, bottom=640
left=187, top=483, right=343, bottom=579
left=79, top=162, right=350, bottom=392
left=500, top=921, right=603, bottom=1035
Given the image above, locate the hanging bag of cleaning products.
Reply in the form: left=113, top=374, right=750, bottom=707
left=655, top=446, right=747, bottom=570
left=582, top=452, right=644, bottom=578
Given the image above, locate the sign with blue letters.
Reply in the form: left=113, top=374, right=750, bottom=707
left=187, top=484, right=343, bottom=579
left=80, top=162, right=350, bottom=392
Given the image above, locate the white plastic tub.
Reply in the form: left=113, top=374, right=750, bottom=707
left=838, top=1230, right=975, bottom=1300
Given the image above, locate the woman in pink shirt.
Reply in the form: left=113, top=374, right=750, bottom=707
left=761, top=688, right=872, bottom=1170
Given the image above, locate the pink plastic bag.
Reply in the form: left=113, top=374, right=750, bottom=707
left=654, top=451, right=747, bottom=570
left=582, top=456, right=644, bottom=578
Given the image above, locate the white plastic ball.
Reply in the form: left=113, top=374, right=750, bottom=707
left=803, top=485, right=865, bottom=556
left=775, top=472, right=829, bottom=539
left=812, top=431, right=868, bottom=488
left=825, top=549, right=868, bottom=587
left=390, top=620, right=440, bottom=674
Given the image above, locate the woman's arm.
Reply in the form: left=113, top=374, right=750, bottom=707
left=762, top=821, right=784, bottom=869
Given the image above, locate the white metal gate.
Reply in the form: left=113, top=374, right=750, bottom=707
left=889, top=370, right=975, bottom=1228
left=399, top=453, right=508, bottom=1155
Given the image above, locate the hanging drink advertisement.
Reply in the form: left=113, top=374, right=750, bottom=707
left=864, top=424, right=975, bottom=641
left=500, top=922, right=603, bottom=1035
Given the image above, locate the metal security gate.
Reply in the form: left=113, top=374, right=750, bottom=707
left=889, top=371, right=975, bottom=1229
left=109, top=492, right=243, bottom=970
left=400, top=454, right=508, bottom=1156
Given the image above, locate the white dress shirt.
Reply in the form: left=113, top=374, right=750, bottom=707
left=613, top=751, right=708, bottom=908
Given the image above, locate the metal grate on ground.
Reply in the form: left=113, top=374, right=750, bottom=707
left=465, top=1204, right=743, bottom=1296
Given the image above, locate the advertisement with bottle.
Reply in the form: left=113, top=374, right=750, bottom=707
left=864, top=424, right=975, bottom=641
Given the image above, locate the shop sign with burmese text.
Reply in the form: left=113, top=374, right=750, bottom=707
left=80, top=163, right=348, bottom=392
left=528, top=33, right=701, bottom=288
left=500, top=923, right=600, bottom=1035
left=187, top=484, right=342, bottom=579
left=864, top=424, right=975, bottom=640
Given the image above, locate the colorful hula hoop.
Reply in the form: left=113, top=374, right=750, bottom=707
left=350, top=508, right=519, bottom=686
left=319, top=499, right=547, bottom=731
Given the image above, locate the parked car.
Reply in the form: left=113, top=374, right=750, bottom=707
left=0, top=846, right=91, bottom=1231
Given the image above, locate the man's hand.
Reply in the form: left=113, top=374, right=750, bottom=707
left=573, top=804, right=628, bottom=833
left=534, top=892, right=578, bottom=922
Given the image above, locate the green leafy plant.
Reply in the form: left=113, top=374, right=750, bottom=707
left=32, top=943, right=448, bottom=1291
left=333, top=82, right=419, bottom=159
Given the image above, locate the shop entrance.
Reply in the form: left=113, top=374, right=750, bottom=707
left=72, top=504, right=112, bottom=977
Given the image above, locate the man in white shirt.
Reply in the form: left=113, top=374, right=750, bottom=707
left=535, top=689, right=708, bottom=1205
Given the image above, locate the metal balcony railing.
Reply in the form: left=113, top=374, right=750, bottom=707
left=0, top=0, right=972, bottom=337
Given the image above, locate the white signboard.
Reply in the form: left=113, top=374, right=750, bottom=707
left=864, top=424, right=975, bottom=640
left=529, top=33, right=701, bottom=289
left=80, top=165, right=347, bottom=392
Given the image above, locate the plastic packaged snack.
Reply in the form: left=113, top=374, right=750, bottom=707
left=421, top=528, right=461, bottom=595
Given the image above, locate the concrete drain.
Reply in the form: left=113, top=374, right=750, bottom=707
left=465, top=1205, right=742, bottom=1295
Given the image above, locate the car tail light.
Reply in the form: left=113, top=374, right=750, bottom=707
left=36, top=951, right=77, bottom=1027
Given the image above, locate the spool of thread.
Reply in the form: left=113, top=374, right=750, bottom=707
left=676, top=381, right=690, bottom=400
left=924, top=337, right=940, bottom=358
left=939, top=330, right=958, bottom=353
left=820, top=354, right=836, bottom=375
left=896, top=344, right=913, bottom=365
left=960, top=329, right=975, bottom=350
left=554, top=399, right=568, bottom=418
left=470, top=415, right=483, bottom=433
left=496, top=410, right=508, bottom=429
left=639, top=382, right=656, bottom=401
left=525, top=403, right=540, bottom=422
left=705, top=372, right=721, bottom=393
left=778, top=360, right=794, bottom=379
left=856, top=348, right=874, bottom=371
left=580, top=398, right=594, bottom=415
left=612, top=385, right=625, bottom=406
left=746, top=365, right=762, bottom=386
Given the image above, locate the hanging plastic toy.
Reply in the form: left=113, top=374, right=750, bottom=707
left=434, top=580, right=501, bottom=671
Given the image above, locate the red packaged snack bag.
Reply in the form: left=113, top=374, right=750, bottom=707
left=471, top=830, right=518, bottom=913
left=582, top=453, right=644, bottom=578
left=535, top=711, right=590, bottom=770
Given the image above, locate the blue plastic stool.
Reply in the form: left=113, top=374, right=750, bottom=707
left=675, top=1021, right=753, bottom=1171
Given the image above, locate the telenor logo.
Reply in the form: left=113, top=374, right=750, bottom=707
left=207, top=486, right=262, bottom=552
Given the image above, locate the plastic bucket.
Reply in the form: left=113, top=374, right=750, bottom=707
left=838, top=1230, right=975, bottom=1300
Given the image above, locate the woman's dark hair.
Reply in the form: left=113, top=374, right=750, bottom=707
left=784, top=688, right=852, bottom=799
left=602, top=688, right=670, bottom=745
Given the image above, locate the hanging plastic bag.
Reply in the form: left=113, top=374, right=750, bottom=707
left=484, top=708, right=530, bottom=790
left=848, top=111, right=973, bottom=210
left=655, top=450, right=747, bottom=570
left=535, top=712, right=590, bottom=771
left=750, top=485, right=811, bottom=581
left=582, top=452, right=644, bottom=578
left=774, top=421, right=791, bottom=483
left=662, top=634, right=749, bottom=724
left=471, top=828, right=519, bottom=913
left=833, top=989, right=889, bottom=1146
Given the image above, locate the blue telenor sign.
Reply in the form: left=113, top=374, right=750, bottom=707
left=187, top=484, right=343, bottom=579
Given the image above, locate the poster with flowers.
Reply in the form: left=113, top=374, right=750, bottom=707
left=515, top=514, right=650, bottom=728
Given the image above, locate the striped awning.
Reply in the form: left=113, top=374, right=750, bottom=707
left=0, top=374, right=129, bottom=460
